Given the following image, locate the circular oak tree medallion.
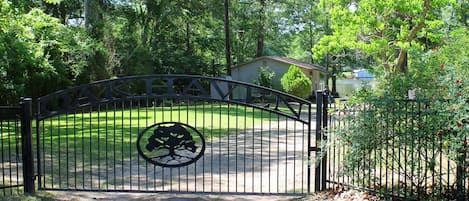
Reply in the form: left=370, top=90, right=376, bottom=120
left=137, top=122, right=205, bottom=168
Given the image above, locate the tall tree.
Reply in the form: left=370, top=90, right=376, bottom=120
left=313, top=0, right=452, bottom=75
left=224, top=0, right=232, bottom=75
left=0, top=1, right=94, bottom=104
left=256, top=0, right=266, bottom=57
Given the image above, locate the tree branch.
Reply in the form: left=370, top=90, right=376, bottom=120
left=395, top=0, right=430, bottom=73
left=407, top=0, right=430, bottom=42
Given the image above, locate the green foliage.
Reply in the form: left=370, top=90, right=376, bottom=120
left=0, top=2, right=95, bottom=104
left=313, top=0, right=452, bottom=75
left=334, top=27, right=468, bottom=199
left=434, top=68, right=468, bottom=164
left=430, top=28, right=469, bottom=163
left=44, top=0, right=62, bottom=5
left=280, top=65, right=312, bottom=98
left=1, top=0, right=329, bottom=105
left=254, top=66, right=275, bottom=88
left=335, top=93, right=456, bottom=199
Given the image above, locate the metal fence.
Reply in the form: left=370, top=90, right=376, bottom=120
left=0, top=99, right=34, bottom=196
left=0, top=106, right=23, bottom=195
left=34, top=74, right=315, bottom=195
left=319, top=91, right=468, bottom=200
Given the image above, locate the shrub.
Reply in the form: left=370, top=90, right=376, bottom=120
left=280, top=65, right=312, bottom=98
left=255, top=66, right=275, bottom=88
left=333, top=27, right=468, bottom=200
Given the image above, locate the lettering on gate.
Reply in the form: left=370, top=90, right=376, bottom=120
left=37, top=75, right=309, bottom=122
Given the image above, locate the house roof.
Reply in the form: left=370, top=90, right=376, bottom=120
left=233, top=56, right=327, bottom=73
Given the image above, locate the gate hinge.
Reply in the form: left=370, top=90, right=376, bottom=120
left=309, top=147, right=321, bottom=152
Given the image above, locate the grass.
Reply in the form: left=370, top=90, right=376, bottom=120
left=2, top=101, right=303, bottom=191
left=38, top=103, right=277, bottom=158
left=33, top=102, right=285, bottom=189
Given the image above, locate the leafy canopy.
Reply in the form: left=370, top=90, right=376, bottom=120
left=313, top=0, right=452, bottom=75
left=0, top=1, right=94, bottom=104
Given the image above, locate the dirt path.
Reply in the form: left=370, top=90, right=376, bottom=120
left=47, top=191, right=307, bottom=201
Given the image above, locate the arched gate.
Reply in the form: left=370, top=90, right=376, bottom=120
left=33, top=75, right=319, bottom=195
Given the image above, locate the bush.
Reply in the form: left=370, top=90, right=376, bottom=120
left=0, top=2, right=96, bottom=104
left=254, top=66, right=275, bottom=88
left=333, top=27, right=468, bottom=200
left=280, top=65, right=312, bottom=98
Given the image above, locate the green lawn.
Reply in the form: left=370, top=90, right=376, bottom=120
left=34, top=103, right=283, bottom=185
left=2, top=102, right=296, bottom=189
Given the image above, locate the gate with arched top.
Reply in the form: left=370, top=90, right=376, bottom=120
left=33, top=75, right=320, bottom=195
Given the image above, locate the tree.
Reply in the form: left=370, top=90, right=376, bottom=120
left=224, top=0, right=232, bottom=75
left=282, top=0, right=326, bottom=63
left=0, top=1, right=97, bottom=104
left=335, top=29, right=468, bottom=197
left=280, top=65, right=312, bottom=98
left=324, top=1, right=468, bottom=198
left=256, top=0, right=265, bottom=57
left=313, top=0, right=452, bottom=90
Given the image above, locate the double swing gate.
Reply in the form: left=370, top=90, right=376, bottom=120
left=1, top=75, right=329, bottom=195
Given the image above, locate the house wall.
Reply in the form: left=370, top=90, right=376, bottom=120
left=232, top=59, right=286, bottom=90
left=231, top=58, right=323, bottom=99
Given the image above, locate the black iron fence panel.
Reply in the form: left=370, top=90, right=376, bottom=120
left=35, top=75, right=314, bottom=194
left=0, top=106, right=23, bottom=195
left=322, top=94, right=468, bottom=200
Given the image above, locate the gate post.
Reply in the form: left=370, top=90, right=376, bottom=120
left=20, top=98, right=35, bottom=194
left=314, top=90, right=329, bottom=192
left=314, top=91, right=323, bottom=192
left=321, top=90, right=329, bottom=191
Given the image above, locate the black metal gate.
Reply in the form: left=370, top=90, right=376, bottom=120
left=0, top=99, right=34, bottom=195
left=0, top=106, right=23, bottom=195
left=33, top=75, right=318, bottom=195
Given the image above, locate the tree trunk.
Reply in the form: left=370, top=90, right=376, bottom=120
left=84, top=0, right=92, bottom=30
left=309, top=22, right=314, bottom=63
left=256, top=0, right=265, bottom=57
left=186, top=22, right=192, bottom=56
left=224, top=0, right=232, bottom=75
left=395, top=0, right=430, bottom=73
left=84, top=0, right=108, bottom=82
left=396, top=50, right=408, bottom=73
left=85, top=0, right=104, bottom=39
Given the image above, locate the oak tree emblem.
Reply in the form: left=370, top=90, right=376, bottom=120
left=137, top=122, right=205, bottom=167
